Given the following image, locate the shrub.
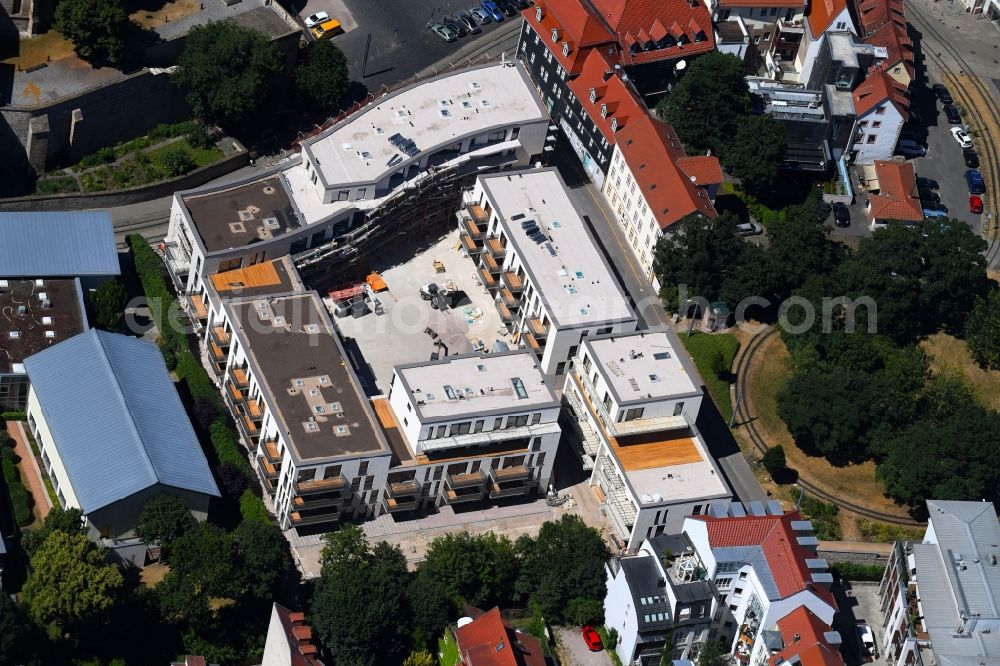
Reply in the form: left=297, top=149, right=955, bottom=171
left=36, top=176, right=80, bottom=194
left=799, top=494, right=842, bottom=540
left=858, top=520, right=924, bottom=543
left=187, top=125, right=215, bottom=150
left=239, top=488, right=270, bottom=523
left=159, top=145, right=197, bottom=178
left=830, top=561, right=885, bottom=582
left=209, top=419, right=247, bottom=472
left=216, top=460, right=249, bottom=498
left=1, top=411, right=27, bottom=421
left=762, top=446, right=787, bottom=479
left=3, top=457, right=35, bottom=526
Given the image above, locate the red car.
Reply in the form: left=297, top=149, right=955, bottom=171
left=970, top=195, right=984, bottom=214
left=582, top=625, right=603, bottom=651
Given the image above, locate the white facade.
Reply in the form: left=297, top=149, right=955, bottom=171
left=602, top=147, right=665, bottom=283
left=849, top=100, right=905, bottom=165
left=462, top=168, right=638, bottom=378
left=563, top=330, right=730, bottom=551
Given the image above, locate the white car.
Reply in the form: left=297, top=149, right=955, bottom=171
left=951, top=127, right=973, bottom=149
left=304, top=11, right=330, bottom=28
left=857, top=623, right=876, bottom=656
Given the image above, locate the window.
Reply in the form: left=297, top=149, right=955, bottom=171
left=673, top=402, right=684, bottom=416
left=562, top=41, right=570, bottom=56
left=729, top=604, right=738, bottom=612
left=449, top=422, right=472, bottom=436
left=531, top=412, right=541, bottom=425
left=872, top=121, right=882, bottom=128
left=359, top=461, right=369, bottom=475
left=770, top=7, right=778, bottom=14
left=760, top=8, right=767, bottom=15
left=717, top=577, right=732, bottom=589
left=734, top=587, right=744, bottom=597
left=550, top=27, right=559, bottom=42
left=739, top=571, right=748, bottom=580
left=556, top=362, right=566, bottom=375
left=493, top=417, right=504, bottom=430
left=507, top=415, right=529, bottom=428
left=836, top=20, right=847, bottom=29
left=876, top=106, right=886, bottom=115
left=337, top=190, right=349, bottom=201
left=858, top=121, right=868, bottom=127
left=693, top=504, right=703, bottom=515
left=324, top=465, right=342, bottom=479
left=531, top=437, right=542, bottom=452
left=432, top=466, right=443, bottom=480
left=763, top=32, right=771, bottom=40
left=867, top=135, right=877, bottom=144
left=724, top=621, right=734, bottom=629
left=474, top=420, right=484, bottom=433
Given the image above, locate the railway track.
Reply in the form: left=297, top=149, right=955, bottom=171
left=732, top=327, right=925, bottom=527
left=906, top=5, right=1000, bottom=265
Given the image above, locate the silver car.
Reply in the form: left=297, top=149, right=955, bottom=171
left=469, top=7, right=493, bottom=24
left=430, top=23, right=458, bottom=42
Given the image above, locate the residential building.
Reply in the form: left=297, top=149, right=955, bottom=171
left=605, top=532, right=719, bottom=665
left=563, top=330, right=731, bottom=551
left=517, top=0, right=714, bottom=183
left=683, top=504, right=839, bottom=663
left=454, top=605, right=547, bottom=666
left=762, top=606, right=845, bottom=666
left=208, top=286, right=393, bottom=531
left=747, top=79, right=834, bottom=173
left=849, top=66, right=909, bottom=164
left=261, top=603, right=326, bottom=666
left=702, top=0, right=807, bottom=75
left=23, top=329, right=220, bottom=565
left=865, top=159, right=923, bottom=229
left=852, top=0, right=914, bottom=86
left=379, top=351, right=562, bottom=510
left=878, top=500, right=1000, bottom=666
left=162, top=61, right=549, bottom=305
left=460, top=168, right=638, bottom=378
left=0, top=211, right=118, bottom=410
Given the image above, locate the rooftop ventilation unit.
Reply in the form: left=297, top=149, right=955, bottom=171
left=45, top=331, right=55, bottom=339
left=42, top=316, right=53, bottom=325
left=38, top=292, right=47, bottom=301
left=35, top=279, right=44, bottom=287
left=263, top=217, right=280, bottom=230
left=8, top=331, right=20, bottom=339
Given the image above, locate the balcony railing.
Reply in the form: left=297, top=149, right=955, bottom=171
left=242, top=415, right=259, bottom=439
left=445, top=487, right=484, bottom=503
left=293, top=493, right=344, bottom=510
left=489, top=480, right=530, bottom=499
left=499, top=287, right=519, bottom=309
left=387, top=479, right=421, bottom=498
left=296, top=475, right=347, bottom=495
left=527, top=318, right=548, bottom=338
left=291, top=510, right=341, bottom=527
left=187, top=293, right=208, bottom=321
left=231, top=366, right=249, bottom=389
left=524, top=332, right=542, bottom=354
left=446, top=470, right=487, bottom=489
left=211, top=325, right=230, bottom=347
left=482, top=251, right=501, bottom=274
left=572, top=363, right=692, bottom=438
left=501, top=271, right=523, bottom=293
left=486, top=237, right=506, bottom=259
left=226, top=381, right=245, bottom=404
left=462, top=217, right=485, bottom=240
left=257, top=456, right=278, bottom=479
left=462, top=233, right=484, bottom=255
left=245, top=399, right=263, bottom=421
left=497, top=300, right=513, bottom=323
left=382, top=495, right=419, bottom=513
left=208, top=340, right=225, bottom=363
left=479, top=267, right=497, bottom=290
left=466, top=202, right=489, bottom=226
left=490, top=465, right=530, bottom=482
left=419, top=421, right=561, bottom=455
left=263, top=439, right=281, bottom=463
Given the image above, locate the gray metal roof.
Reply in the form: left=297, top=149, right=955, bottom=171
left=621, top=556, right=673, bottom=631
left=24, top=329, right=219, bottom=513
left=0, top=212, right=119, bottom=277
left=713, top=545, right=781, bottom=600
left=914, top=500, right=1000, bottom=662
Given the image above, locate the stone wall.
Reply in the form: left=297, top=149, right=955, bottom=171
left=0, top=145, right=247, bottom=211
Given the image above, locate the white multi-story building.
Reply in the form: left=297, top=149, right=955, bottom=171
left=377, top=350, right=562, bottom=511
left=162, top=61, right=550, bottom=312
left=849, top=66, right=909, bottom=164
left=878, top=500, right=1000, bottom=666
left=562, top=329, right=731, bottom=551
left=460, top=168, right=638, bottom=378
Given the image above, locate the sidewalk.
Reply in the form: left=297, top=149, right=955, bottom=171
left=6, top=420, right=52, bottom=521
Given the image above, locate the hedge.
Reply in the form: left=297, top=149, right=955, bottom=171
left=830, top=561, right=886, bottom=582
left=239, top=489, right=270, bottom=523
left=2, top=456, right=35, bottom=526
left=1, top=411, right=27, bottom=422
left=210, top=419, right=248, bottom=473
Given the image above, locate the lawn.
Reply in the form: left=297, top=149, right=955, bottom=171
left=148, top=138, right=223, bottom=170
left=1, top=30, right=75, bottom=69
left=921, top=332, right=1000, bottom=412
left=679, top=331, right=740, bottom=424
left=438, top=631, right=459, bottom=666
left=129, top=0, right=202, bottom=29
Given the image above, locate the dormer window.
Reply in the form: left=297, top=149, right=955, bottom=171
left=535, top=5, right=543, bottom=21
left=589, top=87, right=596, bottom=102
left=611, top=117, right=619, bottom=131
left=600, top=103, right=607, bottom=118
left=551, top=27, right=559, bottom=42
left=562, top=41, right=570, bottom=56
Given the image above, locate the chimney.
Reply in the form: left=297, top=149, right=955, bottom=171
left=603, top=69, right=614, bottom=81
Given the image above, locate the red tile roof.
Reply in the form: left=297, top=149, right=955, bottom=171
left=456, top=607, right=547, bottom=666
left=692, top=511, right=835, bottom=604
left=852, top=66, right=909, bottom=120
left=718, top=0, right=803, bottom=7
left=805, top=0, right=850, bottom=38
left=868, top=160, right=923, bottom=222
left=853, top=0, right=904, bottom=34
left=677, top=155, right=724, bottom=186
left=585, top=0, right=716, bottom=63
left=522, top=2, right=614, bottom=74
left=770, top=607, right=845, bottom=666
left=567, top=49, right=638, bottom=138
left=863, top=19, right=914, bottom=78
left=273, top=603, right=326, bottom=666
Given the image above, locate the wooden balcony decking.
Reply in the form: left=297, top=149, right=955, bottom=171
left=209, top=340, right=225, bottom=362
left=461, top=233, right=484, bottom=254
left=388, top=480, right=421, bottom=497
left=467, top=203, right=488, bottom=225
left=501, top=271, right=522, bottom=292
left=290, top=510, right=340, bottom=527
left=296, top=476, right=347, bottom=495
left=242, top=415, right=259, bottom=436
left=188, top=293, right=208, bottom=320
left=226, top=381, right=244, bottom=403
left=479, top=267, right=497, bottom=289
left=497, top=300, right=513, bottom=322
left=211, top=325, right=230, bottom=346
left=231, top=367, right=249, bottom=389
left=499, top=287, right=519, bottom=309
left=482, top=252, right=500, bottom=273
left=486, top=237, right=506, bottom=258
left=462, top=217, right=485, bottom=240
left=446, top=470, right=486, bottom=488
left=492, top=465, right=530, bottom=482
left=258, top=456, right=278, bottom=479
left=263, top=439, right=281, bottom=462
left=528, top=318, right=548, bottom=337
left=524, top=332, right=541, bottom=353
left=246, top=399, right=263, bottom=420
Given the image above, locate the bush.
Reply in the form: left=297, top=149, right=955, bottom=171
left=216, top=461, right=249, bottom=498
left=858, top=520, right=924, bottom=543
left=159, top=145, right=197, bottom=178
left=830, top=561, right=885, bottom=582
left=566, top=597, right=603, bottom=626
left=799, top=494, right=842, bottom=541
left=1, top=411, right=27, bottom=421
left=762, top=446, right=787, bottom=479
left=239, top=489, right=270, bottom=523
left=3, top=457, right=35, bottom=526
left=36, top=176, right=80, bottom=194
left=209, top=419, right=247, bottom=472
left=187, top=125, right=215, bottom=150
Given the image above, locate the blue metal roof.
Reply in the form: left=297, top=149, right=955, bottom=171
left=24, top=329, right=220, bottom=513
left=0, top=212, right=120, bottom=277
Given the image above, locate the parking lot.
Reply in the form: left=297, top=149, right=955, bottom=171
left=833, top=581, right=888, bottom=666
left=333, top=229, right=515, bottom=395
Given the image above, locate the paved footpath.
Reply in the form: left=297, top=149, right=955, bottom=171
left=6, top=420, right=52, bottom=521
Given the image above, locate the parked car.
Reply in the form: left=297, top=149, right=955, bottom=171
left=970, top=195, right=984, bottom=214
left=945, top=104, right=962, bottom=124
left=495, top=0, right=519, bottom=15
left=964, top=148, right=980, bottom=168
left=441, top=15, right=467, bottom=37
left=857, top=623, right=877, bottom=657
left=737, top=221, right=764, bottom=237
left=900, top=129, right=927, bottom=143
left=513, top=0, right=532, bottom=8
left=469, top=6, right=493, bottom=23
left=304, top=11, right=329, bottom=27
left=456, top=12, right=482, bottom=33
left=923, top=207, right=949, bottom=218
left=967, top=169, right=986, bottom=194
left=933, top=83, right=953, bottom=104
left=916, top=176, right=939, bottom=190
left=896, top=144, right=926, bottom=158
left=832, top=202, right=851, bottom=228
left=430, top=23, right=458, bottom=42
left=582, top=626, right=603, bottom=652
left=918, top=188, right=940, bottom=203
left=899, top=138, right=925, bottom=150
left=924, top=201, right=948, bottom=214
left=950, top=127, right=973, bottom=148
left=481, top=0, right=505, bottom=21
left=310, top=19, right=342, bottom=40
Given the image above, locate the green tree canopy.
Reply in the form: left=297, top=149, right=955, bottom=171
left=0, top=594, right=38, bottom=665
left=965, top=288, right=1000, bottom=369
left=721, top=115, right=786, bottom=193
left=420, top=531, right=519, bottom=609
left=312, top=530, right=411, bottom=666
left=135, top=494, right=196, bottom=557
left=652, top=212, right=745, bottom=309
left=698, top=640, right=729, bottom=666
left=516, top=515, right=610, bottom=625
left=403, top=650, right=436, bottom=666
left=656, top=52, right=749, bottom=154
left=232, top=519, right=293, bottom=599
left=173, top=22, right=281, bottom=128
left=89, top=279, right=128, bottom=333
left=294, top=40, right=350, bottom=111
left=22, top=531, right=124, bottom=631
left=407, top=568, right=452, bottom=647
left=55, top=0, right=129, bottom=64
left=21, top=506, right=86, bottom=557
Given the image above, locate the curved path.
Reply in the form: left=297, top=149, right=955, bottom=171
left=732, top=327, right=924, bottom=527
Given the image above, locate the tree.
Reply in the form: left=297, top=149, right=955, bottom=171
left=403, top=650, right=436, bottom=666
left=0, top=594, right=38, bottom=665
left=656, top=52, right=750, bottom=154
left=420, top=532, right=520, bottom=609
left=232, top=519, right=293, bottom=599
left=159, top=146, right=196, bottom=178
left=135, top=495, right=196, bottom=557
left=652, top=212, right=746, bottom=309
left=89, top=279, right=128, bottom=333
left=54, top=0, right=129, bottom=64
left=295, top=40, right=350, bottom=110
left=565, top=597, right=603, bottom=626
left=173, top=23, right=281, bottom=128
left=215, top=461, right=248, bottom=498
left=22, top=531, right=123, bottom=631
left=516, top=515, right=610, bottom=625
left=764, top=203, right=843, bottom=299
left=21, top=506, right=86, bottom=557
left=965, top=288, right=1000, bottom=369
left=721, top=115, right=785, bottom=193
left=698, top=640, right=729, bottom=666
left=312, top=533, right=411, bottom=666
left=165, top=522, right=237, bottom=597
left=408, top=569, right=452, bottom=646
left=761, top=445, right=786, bottom=479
